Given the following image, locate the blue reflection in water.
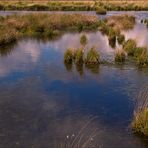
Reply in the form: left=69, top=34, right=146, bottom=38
left=0, top=14, right=148, bottom=147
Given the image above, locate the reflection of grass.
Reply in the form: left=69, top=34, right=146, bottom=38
left=132, top=87, right=148, bottom=137
left=117, top=34, right=125, bottom=45
left=75, top=48, right=84, bottom=65
left=80, top=34, right=87, bottom=48
left=85, top=64, right=99, bottom=74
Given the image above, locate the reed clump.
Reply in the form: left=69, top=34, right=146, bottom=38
left=85, top=47, right=100, bottom=65
left=75, top=48, right=84, bottom=65
left=64, top=48, right=74, bottom=64
left=0, top=29, right=19, bottom=46
left=117, top=34, right=125, bottom=45
left=80, top=34, right=87, bottom=47
left=136, top=49, right=148, bottom=67
left=132, top=87, right=148, bottom=136
left=115, top=50, right=126, bottom=63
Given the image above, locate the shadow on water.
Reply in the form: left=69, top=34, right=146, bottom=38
left=64, top=62, right=100, bottom=75
left=85, top=64, right=100, bottom=74
left=0, top=42, right=16, bottom=57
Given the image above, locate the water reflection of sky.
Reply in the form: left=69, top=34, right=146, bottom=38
left=122, top=23, right=148, bottom=47
left=0, top=11, right=148, bottom=148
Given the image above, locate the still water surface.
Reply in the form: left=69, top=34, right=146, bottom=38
left=0, top=11, right=148, bottom=148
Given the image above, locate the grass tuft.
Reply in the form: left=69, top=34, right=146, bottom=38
left=64, top=48, right=74, bottom=64
left=132, top=87, right=148, bottom=136
left=85, top=47, right=100, bottom=65
left=117, top=34, right=125, bottom=45
left=136, top=49, right=148, bottom=67
left=123, top=39, right=137, bottom=56
left=75, top=48, right=84, bottom=65
left=115, top=49, right=126, bottom=63
left=80, top=34, right=87, bottom=47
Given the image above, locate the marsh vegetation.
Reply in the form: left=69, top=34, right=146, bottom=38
left=0, top=13, right=99, bottom=46
left=0, top=9, right=147, bottom=148
left=132, top=87, right=148, bottom=137
left=0, top=1, right=148, bottom=11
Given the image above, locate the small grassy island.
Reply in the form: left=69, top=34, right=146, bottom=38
left=0, top=13, right=99, bottom=46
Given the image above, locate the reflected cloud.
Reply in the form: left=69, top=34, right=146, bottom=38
left=122, top=23, right=148, bottom=47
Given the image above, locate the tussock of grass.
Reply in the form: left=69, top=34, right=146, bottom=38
left=0, top=29, right=19, bottom=46
left=117, top=34, right=125, bottom=45
left=123, top=39, right=137, bottom=56
left=80, top=34, right=87, bottom=47
left=75, top=48, right=84, bottom=65
left=85, top=47, right=100, bottom=65
left=115, top=50, right=126, bottom=63
left=132, top=87, right=148, bottom=136
left=137, top=49, right=148, bottom=67
left=64, top=48, right=74, bottom=64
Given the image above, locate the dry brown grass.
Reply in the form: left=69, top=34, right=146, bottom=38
left=132, top=86, right=148, bottom=136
